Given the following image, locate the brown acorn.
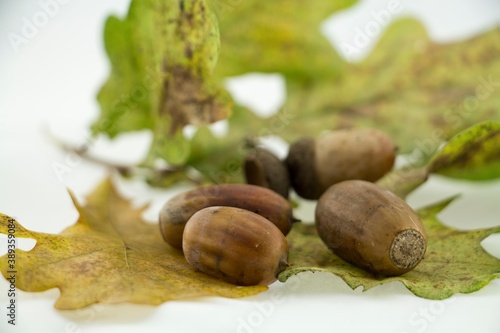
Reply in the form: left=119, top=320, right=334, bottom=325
left=315, top=180, right=427, bottom=276
left=159, top=184, right=294, bottom=250
left=183, top=206, right=289, bottom=286
left=244, top=147, right=290, bottom=198
left=286, top=128, right=396, bottom=199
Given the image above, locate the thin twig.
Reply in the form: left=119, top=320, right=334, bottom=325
left=44, top=127, right=202, bottom=186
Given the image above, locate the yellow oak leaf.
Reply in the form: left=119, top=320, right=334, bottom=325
left=0, top=179, right=266, bottom=310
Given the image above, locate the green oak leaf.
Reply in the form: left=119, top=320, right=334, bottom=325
left=238, top=19, right=500, bottom=154
left=93, top=0, right=232, bottom=165
left=429, top=121, right=500, bottom=180
left=216, top=0, right=357, bottom=82
left=279, top=197, right=500, bottom=299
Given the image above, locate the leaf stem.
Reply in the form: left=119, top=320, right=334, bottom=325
left=45, top=128, right=203, bottom=186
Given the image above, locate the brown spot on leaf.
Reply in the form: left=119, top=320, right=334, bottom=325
left=161, top=65, right=228, bottom=134
left=430, top=129, right=500, bottom=172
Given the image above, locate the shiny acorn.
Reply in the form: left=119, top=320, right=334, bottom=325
left=159, top=184, right=294, bottom=249
left=183, top=206, right=289, bottom=286
left=315, top=180, right=427, bottom=276
left=286, top=128, right=396, bottom=199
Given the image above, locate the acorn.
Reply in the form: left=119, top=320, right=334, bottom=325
left=183, top=206, right=289, bottom=286
left=315, top=180, right=427, bottom=276
left=243, top=147, right=290, bottom=198
left=159, top=184, right=294, bottom=250
left=285, top=128, right=396, bottom=199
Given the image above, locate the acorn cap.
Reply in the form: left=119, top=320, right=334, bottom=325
left=244, top=148, right=290, bottom=198
left=285, top=137, right=323, bottom=200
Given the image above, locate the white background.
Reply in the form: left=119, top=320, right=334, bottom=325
left=1, top=1, right=500, bottom=333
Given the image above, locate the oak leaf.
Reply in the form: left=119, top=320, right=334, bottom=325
left=0, top=179, right=265, bottom=310
left=93, top=0, right=232, bottom=165
left=279, top=197, right=500, bottom=299
left=218, top=7, right=500, bottom=154
left=277, top=20, right=500, bottom=154
left=429, top=121, right=500, bottom=180
left=216, top=0, right=356, bottom=81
